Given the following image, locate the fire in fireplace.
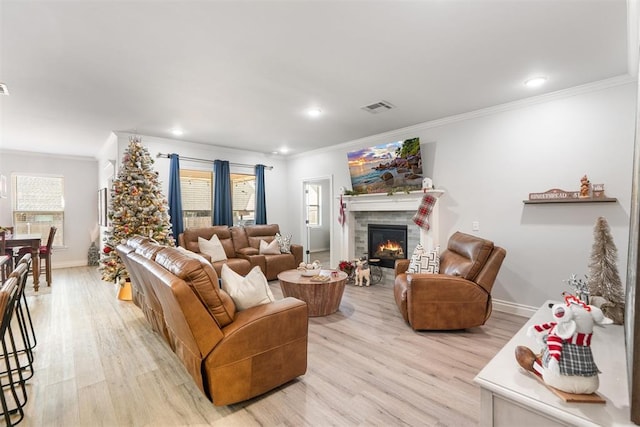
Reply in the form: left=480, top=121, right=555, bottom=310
left=367, top=224, right=408, bottom=268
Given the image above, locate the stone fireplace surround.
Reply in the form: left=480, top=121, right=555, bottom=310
left=339, top=189, right=445, bottom=282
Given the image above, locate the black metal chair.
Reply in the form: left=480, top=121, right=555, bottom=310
left=0, top=277, right=26, bottom=425
left=7, top=260, right=35, bottom=382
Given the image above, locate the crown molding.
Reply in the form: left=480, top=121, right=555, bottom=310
left=0, top=148, right=97, bottom=162
left=290, top=74, right=636, bottom=160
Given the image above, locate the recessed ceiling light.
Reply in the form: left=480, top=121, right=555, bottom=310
left=524, top=76, right=547, bottom=88
left=280, top=147, right=289, bottom=154
left=171, top=128, right=184, bottom=136
left=307, top=108, right=322, bottom=118
left=0, top=83, right=9, bottom=96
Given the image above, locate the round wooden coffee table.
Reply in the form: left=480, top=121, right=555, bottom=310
left=277, top=269, right=348, bottom=317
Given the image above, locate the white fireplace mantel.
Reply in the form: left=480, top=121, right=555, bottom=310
left=339, top=189, right=445, bottom=262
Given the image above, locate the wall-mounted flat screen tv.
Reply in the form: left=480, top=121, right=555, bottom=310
left=347, top=137, right=423, bottom=194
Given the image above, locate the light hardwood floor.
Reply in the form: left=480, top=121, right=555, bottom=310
left=15, top=267, right=527, bottom=426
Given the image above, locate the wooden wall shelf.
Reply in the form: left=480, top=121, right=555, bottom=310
left=523, top=197, right=617, bottom=204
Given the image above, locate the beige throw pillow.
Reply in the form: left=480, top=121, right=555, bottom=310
left=259, top=239, right=280, bottom=255
left=198, top=234, right=228, bottom=262
left=220, top=264, right=275, bottom=311
left=275, top=232, right=292, bottom=253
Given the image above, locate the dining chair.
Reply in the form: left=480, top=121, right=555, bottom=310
left=17, top=226, right=57, bottom=286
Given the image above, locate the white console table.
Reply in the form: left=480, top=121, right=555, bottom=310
left=475, top=300, right=632, bottom=426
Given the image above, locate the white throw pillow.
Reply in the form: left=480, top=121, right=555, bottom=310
left=407, top=244, right=440, bottom=274
left=220, top=264, right=275, bottom=310
left=198, top=235, right=227, bottom=262
left=259, top=239, right=280, bottom=255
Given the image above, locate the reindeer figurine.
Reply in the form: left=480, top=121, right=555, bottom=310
left=355, top=259, right=370, bottom=287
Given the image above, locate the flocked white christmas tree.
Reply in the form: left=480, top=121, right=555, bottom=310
left=587, top=216, right=625, bottom=324
left=100, top=137, right=174, bottom=283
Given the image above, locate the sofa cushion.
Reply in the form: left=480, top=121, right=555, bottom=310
left=183, top=226, right=236, bottom=258
left=259, top=239, right=280, bottom=255
left=199, top=235, right=228, bottom=262
left=136, top=241, right=164, bottom=260
left=439, top=231, right=494, bottom=281
left=220, top=264, right=275, bottom=311
left=155, top=246, right=236, bottom=327
left=244, top=224, right=280, bottom=249
left=176, top=245, right=210, bottom=264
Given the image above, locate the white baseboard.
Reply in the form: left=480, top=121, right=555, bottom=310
left=492, top=298, right=537, bottom=318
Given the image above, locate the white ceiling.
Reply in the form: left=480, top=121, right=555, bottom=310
left=0, top=0, right=632, bottom=158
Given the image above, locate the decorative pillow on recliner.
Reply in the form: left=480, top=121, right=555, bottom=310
left=407, top=244, right=440, bottom=274
left=220, top=264, right=275, bottom=310
left=275, top=232, right=292, bottom=254
left=259, top=239, right=280, bottom=255
left=198, top=235, right=227, bottom=262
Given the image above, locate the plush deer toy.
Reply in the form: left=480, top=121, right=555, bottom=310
left=355, top=259, right=370, bottom=287
left=515, top=294, right=612, bottom=394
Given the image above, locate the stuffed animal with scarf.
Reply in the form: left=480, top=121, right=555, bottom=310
left=515, top=294, right=612, bottom=394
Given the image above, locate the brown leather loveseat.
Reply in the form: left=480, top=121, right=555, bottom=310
left=179, top=224, right=303, bottom=280
left=394, top=231, right=506, bottom=330
left=118, top=237, right=309, bottom=406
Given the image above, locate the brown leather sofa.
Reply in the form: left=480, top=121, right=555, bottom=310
left=179, top=224, right=303, bottom=280
left=120, top=238, right=309, bottom=406
left=394, top=231, right=506, bottom=330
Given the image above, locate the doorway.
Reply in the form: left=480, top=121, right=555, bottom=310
left=302, top=176, right=332, bottom=266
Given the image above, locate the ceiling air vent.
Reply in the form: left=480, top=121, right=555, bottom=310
left=361, top=100, right=395, bottom=114
left=0, top=83, right=8, bottom=96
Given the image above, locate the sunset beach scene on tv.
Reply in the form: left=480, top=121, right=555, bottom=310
left=347, top=137, right=423, bottom=194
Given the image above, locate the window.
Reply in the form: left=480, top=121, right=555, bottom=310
left=12, top=174, right=64, bottom=246
left=231, top=173, right=255, bottom=226
left=179, top=169, right=256, bottom=228
left=180, top=169, right=213, bottom=229
left=305, top=183, right=321, bottom=227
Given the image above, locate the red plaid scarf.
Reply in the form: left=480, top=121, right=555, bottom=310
left=533, top=321, right=592, bottom=363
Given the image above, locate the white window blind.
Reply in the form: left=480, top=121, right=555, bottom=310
left=12, top=174, right=64, bottom=246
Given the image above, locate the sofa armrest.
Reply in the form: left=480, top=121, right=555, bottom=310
left=405, top=274, right=491, bottom=329
left=395, top=259, right=410, bottom=276
left=290, top=244, right=303, bottom=266
left=243, top=254, right=266, bottom=273
left=203, top=297, right=309, bottom=405
left=216, top=297, right=308, bottom=351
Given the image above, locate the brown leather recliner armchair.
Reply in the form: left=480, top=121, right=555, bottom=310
left=394, top=231, right=506, bottom=330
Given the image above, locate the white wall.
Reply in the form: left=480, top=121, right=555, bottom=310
left=287, top=80, right=637, bottom=309
left=0, top=151, right=99, bottom=268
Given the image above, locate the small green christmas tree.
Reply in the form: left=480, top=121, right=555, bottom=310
left=100, top=137, right=174, bottom=283
left=587, top=216, right=625, bottom=324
